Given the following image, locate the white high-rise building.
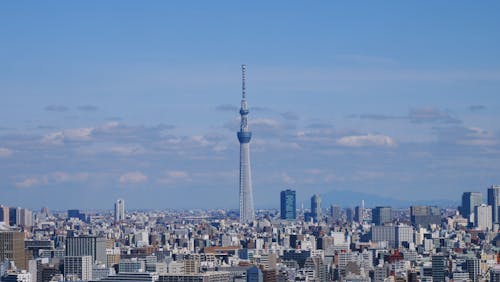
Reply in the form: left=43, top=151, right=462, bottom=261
left=474, top=204, right=492, bottom=231
left=64, top=255, right=93, bottom=281
left=237, top=65, right=255, bottom=224
left=114, top=199, right=125, bottom=223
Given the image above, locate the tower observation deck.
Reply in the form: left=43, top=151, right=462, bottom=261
left=237, top=64, right=255, bottom=224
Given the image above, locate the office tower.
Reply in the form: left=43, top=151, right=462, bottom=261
left=431, top=255, right=446, bottom=282
left=360, top=200, right=365, bottom=223
left=64, top=256, right=93, bottom=281
left=40, top=207, right=50, bottom=218
left=354, top=206, right=362, bottom=223
left=371, top=225, right=413, bottom=249
left=66, top=235, right=107, bottom=264
left=310, top=194, right=322, bottom=222
left=0, top=231, right=27, bottom=270
left=19, top=208, right=32, bottom=227
left=466, top=258, right=479, bottom=282
left=372, top=206, right=392, bottom=226
left=114, top=199, right=125, bottom=223
left=410, top=206, right=441, bottom=227
left=8, top=207, right=20, bottom=226
left=488, top=185, right=500, bottom=226
left=461, top=192, right=482, bottom=221
left=280, top=189, right=296, bottom=220
left=237, top=64, right=255, bottom=224
left=346, top=208, right=354, bottom=222
left=0, top=206, right=9, bottom=225
left=474, top=204, right=492, bottom=230
left=330, top=205, right=341, bottom=222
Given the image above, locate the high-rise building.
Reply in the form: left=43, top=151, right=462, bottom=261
left=474, top=204, right=492, bottom=230
left=487, top=185, right=500, bottom=226
left=330, top=205, right=341, bottom=223
left=66, top=235, right=107, bottom=264
left=0, top=231, right=27, bottom=270
left=431, top=255, right=446, bottom=282
left=114, top=199, right=125, bottom=223
left=64, top=256, right=93, bottom=281
left=8, top=207, right=20, bottom=226
left=466, top=258, right=479, bottom=282
left=237, top=64, right=255, bottom=224
left=346, top=208, right=354, bottom=222
left=0, top=206, right=9, bottom=225
left=280, top=189, right=296, bottom=220
left=461, top=192, right=482, bottom=222
left=354, top=206, right=362, bottom=223
left=372, top=206, right=392, bottom=226
left=19, top=208, right=32, bottom=227
left=311, top=194, right=322, bottom=222
left=371, top=225, right=414, bottom=249
left=410, top=206, right=441, bottom=227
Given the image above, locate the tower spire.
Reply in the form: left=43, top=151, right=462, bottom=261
left=242, top=64, right=246, bottom=99
left=237, top=64, right=255, bottom=224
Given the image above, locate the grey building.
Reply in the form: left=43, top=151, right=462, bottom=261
left=63, top=255, right=93, bottom=281
left=159, top=272, right=230, bottom=282
left=372, top=206, right=392, bottom=226
left=488, top=185, right=500, bottom=225
left=311, top=194, right=322, bottom=222
left=65, top=235, right=107, bottom=264
left=410, top=206, right=440, bottom=227
left=461, top=192, right=482, bottom=221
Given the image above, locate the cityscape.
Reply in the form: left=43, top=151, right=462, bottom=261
left=2, top=2, right=500, bottom=282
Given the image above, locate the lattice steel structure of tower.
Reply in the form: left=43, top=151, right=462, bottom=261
left=237, top=64, right=255, bottom=224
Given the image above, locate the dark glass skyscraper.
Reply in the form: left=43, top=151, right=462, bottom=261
left=280, top=189, right=296, bottom=220
left=372, top=206, right=392, bottom=226
left=311, top=194, right=322, bottom=222
left=487, top=185, right=500, bottom=225
left=461, top=192, right=482, bottom=221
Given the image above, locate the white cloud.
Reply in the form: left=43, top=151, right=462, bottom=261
left=109, top=145, right=146, bottom=156
left=282, top=173, right=296, bottom=185
left=119, top=171, right=148, bottom=184
left=336, top=134, right=397, bottom=147
left=15, top=172, right=89, bottom=188
left=167, top=170, right=189, bottom=178
left=41, top=128, right=93, bottom=145
left=250, top=118, right=281, bottom=129
left=158, top=170, right=191, bottom=185
left=15, top=177, right=46, bottom=188
left=457, top=127, right=498, bottom=146
left=0, top=147, right=13, bottom=157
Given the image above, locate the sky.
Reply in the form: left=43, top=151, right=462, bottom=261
left=1, top=2, right=500, bottom=210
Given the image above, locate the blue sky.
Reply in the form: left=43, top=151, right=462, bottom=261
left=1, top=2, right=500, bottom=210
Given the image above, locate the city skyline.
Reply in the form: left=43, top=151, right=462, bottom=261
left=1, top=2, right=500, bottom=209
